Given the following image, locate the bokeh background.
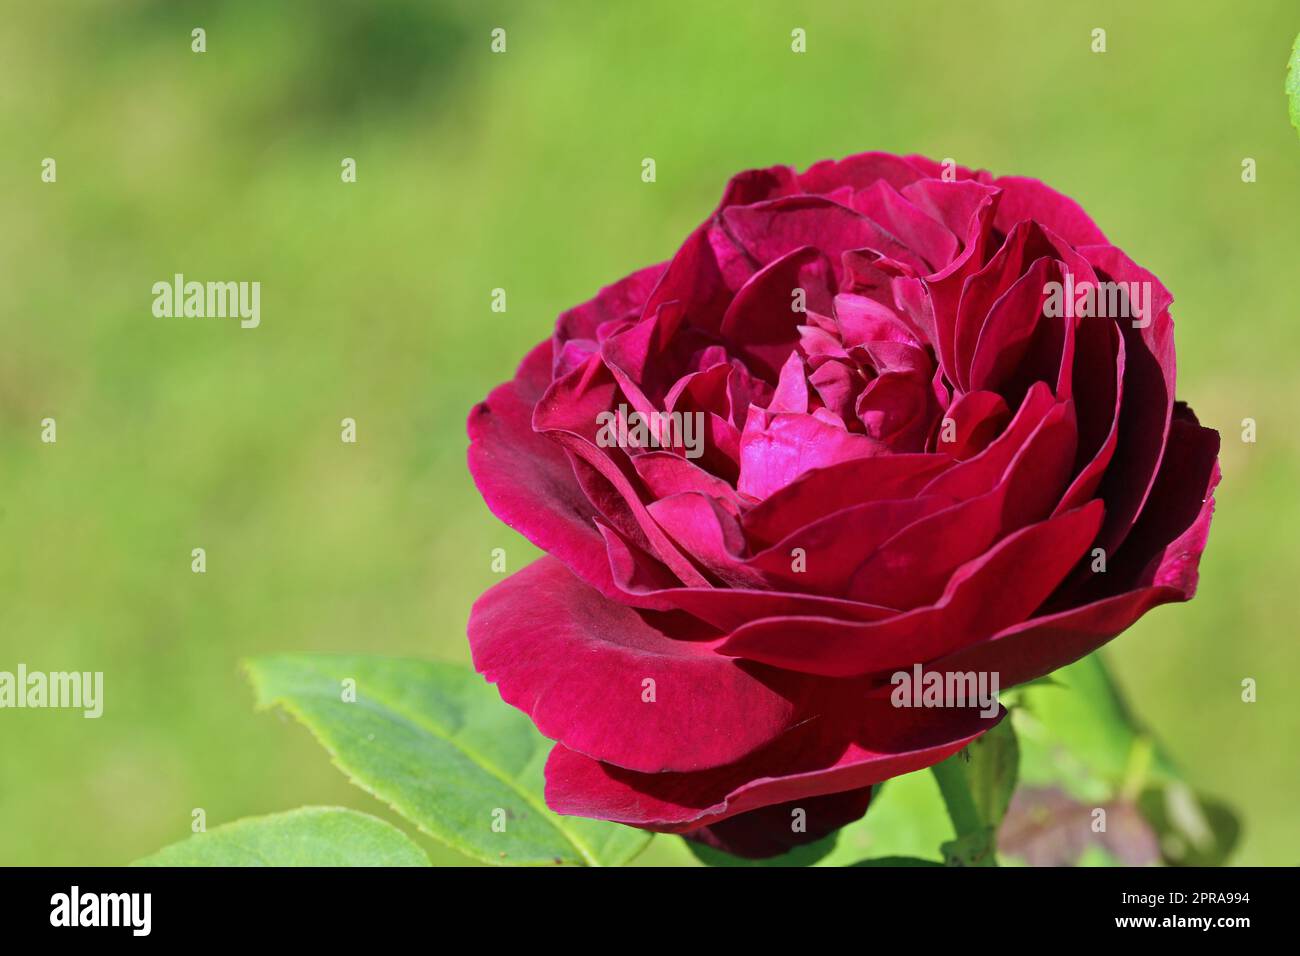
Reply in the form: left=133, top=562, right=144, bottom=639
left=2, top=0, right=1297, bottom=866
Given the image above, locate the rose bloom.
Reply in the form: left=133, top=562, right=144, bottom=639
left=467, top=153, right=1219, bottom=858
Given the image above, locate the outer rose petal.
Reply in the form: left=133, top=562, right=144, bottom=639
left=990, top=175, right=1110, bottom=247
left=468, top=557, right=816, bottom=774
left=926, top=407, right=1220, bottom=687
left=545, top=694, right=1001, bottom=832
left=466, top=341, right=617, bottom=598
left=718, top=501, right=1104, bottom=676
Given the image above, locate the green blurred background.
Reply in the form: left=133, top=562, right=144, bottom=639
left=2, top=0, right=1297, bottom=866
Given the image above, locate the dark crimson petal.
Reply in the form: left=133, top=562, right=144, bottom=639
left=854, top=368, right=938, bottom=451
left=966, top=257, right=1057, bottom=393
left=533, top=354, right=713, bottom=587
left=723, top=195, right=926, bottom=281
left=948, top=222, right=1063, bottom=390
left=720, top=246, right=834, bottom=380
left=682, top=787, right=874, bottom=859
left=941, top=390, right=1011, bottom=460
left=746, top=495, right=956, bottom=596
left=641, top=225, right=732, bottom=335
left=1056, top=320, right=1124, bottom=513
left=845, top=400, right=1077, bottom=609
left=599, top=522, right=897, bottom=630
left=469, top=557, right=816, bottom=774
left=545, top=692, right=1000, bottom=831
left=467, top=341, right=617, bottom=598
left=718, top=501, right=1103, bottom=677
left=555, top=263, right=666, bottom=346
left=990, top=175, right=1109, bottom=247
left=921, top=381, right=1056, bottom=500
left=1077, top=243, right=1176, bottom=555
left=922, top=408, right=1218, bottom=688
left=797, top=152, right=930, bottom=194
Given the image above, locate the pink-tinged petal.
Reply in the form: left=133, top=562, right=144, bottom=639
left=631, top=451, right=741, bottom=509
left=808, top=359, right=860, bottom=422
left=833, top=292, right=922, bottom=349
left=898, top=178, right=1002, bottom=262
left=470, top=557, right=814, bottom=774
left=545, top=694, right=1001, bottom=831
left=647, top=493, right=766, bottom=589
left=768, top=351, right=810, bottom=414
left=683, top=787, right=874, bottom=859
left=737, top=409, right=886, bottom=499
left=851, top=180, right=959, bottom=274
left=719, top=501, right=1104, bottom=677
left=467, top=342, right=616, bottom=598
left=743, top=453, right=951, bottom=546
left=991, top=175, right=1109, bottom=246
left=721, top=246, right=834, bottom=380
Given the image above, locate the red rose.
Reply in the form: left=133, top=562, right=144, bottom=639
left=467, top=152, right=1219, bottom=858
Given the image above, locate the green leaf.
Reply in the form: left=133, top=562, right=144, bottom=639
left=964, top=715, right=1020, bottom=827
left=245, top=654, right=651, bottom=867
left=930, top=717, right=1019, bottom=868
left=132, top=807, right=430, bottom=866
left=930, top=717, right=1018, bottom=865
left=1288, top=32, right=1300, bottom=139
left=813, top=775, right=954, bottom=866
left=1138, top=784, right=1240, bottom=867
